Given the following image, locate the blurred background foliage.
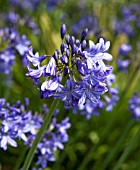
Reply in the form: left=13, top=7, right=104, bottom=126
left=0, top=0, right=140, bottom=170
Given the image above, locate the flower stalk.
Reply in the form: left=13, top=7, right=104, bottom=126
left=22, top=99, right=59, bottom=170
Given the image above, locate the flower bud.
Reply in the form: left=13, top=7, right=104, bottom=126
left=81, top=40, right=87, bottom=50
left=66, top=35, right=70, bottom=45
left=64, top=66, right=69, bottom=76
left=61, top=43, right=65, bottom=53
left=53, top=51, right=58, bottom=61
left=61, top=55, right=68, bottom=64
left=60, top=24, right=66, bottom=40
left=81, top=28, right=88, bottom=41
left=69, top=36, right=75, bottom=46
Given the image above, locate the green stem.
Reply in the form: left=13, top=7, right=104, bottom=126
left=22, top=99, right=59, bottom=170
left=113, top=127, right=140, bottom=170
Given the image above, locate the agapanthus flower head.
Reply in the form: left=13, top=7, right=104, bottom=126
left=26, top=24, right=113, bottom=108
left=0, top=97, right=71, bottom=169
left=0, top=98, right=41, bottom=150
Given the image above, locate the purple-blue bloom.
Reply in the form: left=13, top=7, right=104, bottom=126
left=0, top=98, right=42, bottom=150
left=41, top=77, right=59, bottom=98
left=26, top=24, right=113, bottom=108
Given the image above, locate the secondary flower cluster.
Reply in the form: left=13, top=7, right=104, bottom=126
left=129, top=91, right=140, bottom=121
left=0, top=98, right=41, bottom=150
left=0, top=27, right=30, bottom=74
left=0, top=98, right=70, bottom=168
left=26, top=24, right=113, bottom=108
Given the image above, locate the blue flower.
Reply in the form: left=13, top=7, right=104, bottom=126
left=26, top=47, right=46, bottom=67
left=0, top=134, right=17, bottom=150
left=45, top=57, right=56, bottom=76
left=26, top=24, right=113, bottom=108
left=40, top=77, right=59, bottom=98
left=54, top=79, right=82, bottom=108
left=78, top=80, right=108, bottom=107
left=0, top=97, right=70, bottom=168
left=85, top=38, right=112, bottom=64
left=26, top=65, right=46, bottom=79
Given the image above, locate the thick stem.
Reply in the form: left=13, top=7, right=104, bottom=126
left=22, top=99, right=59, bottom=170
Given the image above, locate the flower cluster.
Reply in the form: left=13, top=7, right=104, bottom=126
left=0, top=98, right=41, bottom=150
left=129, top=92, right=140, bottom=121
left=26, top=24, right=113, bottom=109
left=0, top=27, right=30, bottom=74
left=0, top=98, right=71, bottom=168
